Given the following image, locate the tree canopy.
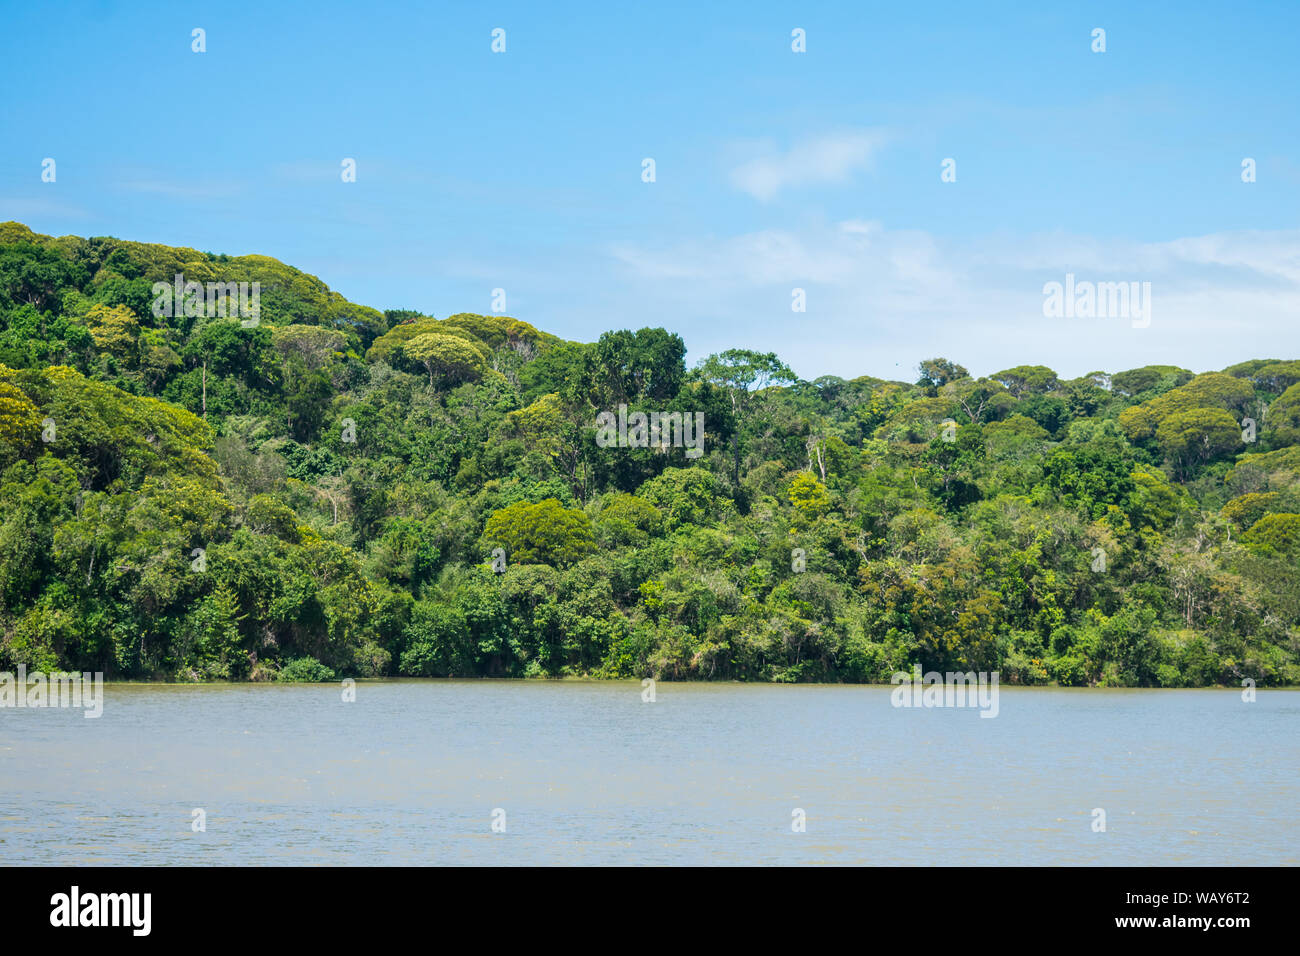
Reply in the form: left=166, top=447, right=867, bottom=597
left=1, top=221, right=1297, bottom=687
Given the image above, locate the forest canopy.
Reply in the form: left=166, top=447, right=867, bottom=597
left=1, top=222, right=1297, bottom=686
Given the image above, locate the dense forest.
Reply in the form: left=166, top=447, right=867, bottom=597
left=1, top=221, right=1298, bottom=686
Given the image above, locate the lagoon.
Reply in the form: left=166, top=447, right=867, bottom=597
left=1, top=682, right=1296, bottom=865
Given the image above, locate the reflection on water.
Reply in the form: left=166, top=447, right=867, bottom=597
left=1, top=681, right=1296, bottom=865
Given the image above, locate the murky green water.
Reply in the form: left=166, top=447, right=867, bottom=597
left=1, top=681, right=1296, bottom=865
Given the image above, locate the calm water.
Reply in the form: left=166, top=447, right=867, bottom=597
left=1, top=682, right=1296, bottom=865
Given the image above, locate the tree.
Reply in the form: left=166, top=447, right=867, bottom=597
left=443, top=312, right=556, bottom=353
left=404, top=332, right=487, bottom=386
left=1252, top=361, right=1300, bottom=395
left=916, top=358, right=968, bottom=389
left=270, top=324, right=346, bottom=372
left=400, top=602, right=473, bottom=676
left=788, top=471, right=831, bottom=524
left=84, top=303, right=140, bottom=360
left=946, top=377, right=1013, bottom=424
left=1063, top=372, right=1110, bottom=418
left=921, top=425, right=984, bottom=510
left=637, top=467, right=719, bottom=529
left=183, top=320, right=273, bottom=383
left=1120, top=373, right=1254, bottom=442
left=695, top=349, right=795, bottom=483
left=482, top=498, right=595, bottom=567
left=1268, top=382, right=1300, bottom=445
left=583, top=327, right=687, bottom=407
left=1155, top=407, right=1241, bottom=478
left=1041, top=445, right=1137, bottom=520
left=592, top=492, right=662, bottom=547
left=990, top=365, right=1059, bottom=397
left=0, top=241, right=89, bottom=313
left=1111, top=365, right=1193, bottom=398
left=1221, top=492, right=1283, bottom=531
left=181, top=582, right=246, bottom=680
left=1242, top=513, right=1300, bottom=557
left=0, top=369, right=42, bottom=467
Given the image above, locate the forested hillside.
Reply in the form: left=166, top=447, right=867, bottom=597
left=1, top=221, right=1298, bottom=685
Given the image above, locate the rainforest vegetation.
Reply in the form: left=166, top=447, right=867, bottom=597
left=1, top=221, right=1298, bottom=685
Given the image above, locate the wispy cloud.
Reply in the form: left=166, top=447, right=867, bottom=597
left=0, top=197, right=92, bottom=221
left=115, top=179, right=243, bottom=200
left=271, top=160, right=349, bottom=184
left=728, top=129, right=891, bottom=202
left=608, top=224, right=1300, bottom=380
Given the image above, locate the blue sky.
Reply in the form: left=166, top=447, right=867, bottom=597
left=3, top=0, right=1298, bottom=381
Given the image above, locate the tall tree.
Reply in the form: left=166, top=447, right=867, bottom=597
left=696, top=349, right=796, bottom=484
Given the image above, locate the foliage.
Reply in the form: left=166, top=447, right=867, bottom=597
left=277, top=656, right=338, bottom=682
left=1, top=222, right=1296, bottom=686
left=482, top=498, right=595, bottom=567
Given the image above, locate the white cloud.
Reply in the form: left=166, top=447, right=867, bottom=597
left=607, top=224, right=1300, bottom=381
left=728, top=130, right=890, bottom=202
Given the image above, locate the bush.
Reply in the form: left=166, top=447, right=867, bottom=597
left=398, top=602, right=473, bottom=676
left=276, top=656, right=337, bottom=682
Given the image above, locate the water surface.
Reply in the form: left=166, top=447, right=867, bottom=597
left=1, top=682, right=1295, bottom=865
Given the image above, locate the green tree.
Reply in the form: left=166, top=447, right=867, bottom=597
left=482, top=498, right=596, bottom=567
left=916, top=358, right=969, bottom=389
left=1242, top=513, right=1300, bottom=557
left=1155, top=407, right=1241, bottom=477
left=696, top=349, right=795, bottom=484
left=405, top=332, right=488, bottom=386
